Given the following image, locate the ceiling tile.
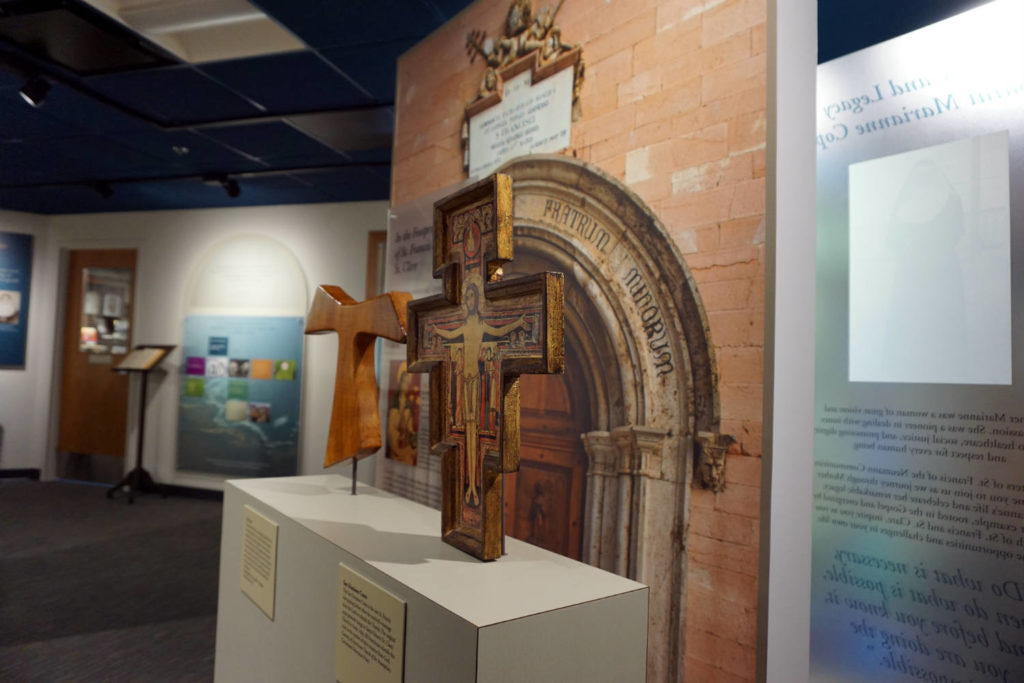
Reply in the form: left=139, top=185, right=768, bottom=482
left=818, top=0, right=990, bottom=63
left=318, top=38, right=418, bottom=102
left=0, top=0, right=486, bottom=213
left=291, top=165, right=390, bottom=202
left=341, top=147, right=392, bottom=164
left=118, top=129, right=266, bottom=174
left=199, top=121, right=347, bottom=165
left=26, top=83, right=153, bottom=136
left=0, top=93, right=77, bottom=141
left=250, top=0, right=455, bottom=49
left=1, top=135, right=167, bottom=184
left=0, top=69, right=22, bottom=91
left=85, top=65, right=264, bottom=125
left=0, top=142, right=60, bottom=184
left=199, top=51, right=373, bottom=112
left=0, top=186, right=89, bottom=214
left=285, top=107, right=393, bottom=153
left=0, top=175, right=341, bottom=213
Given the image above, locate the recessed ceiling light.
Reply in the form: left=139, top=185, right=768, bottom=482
left=19, top=77, right=50, bottom=107
left=89, top=0, right=305, bottom=63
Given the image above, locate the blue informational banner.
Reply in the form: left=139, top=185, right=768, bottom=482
left=177, top=315, right=304, bottom=477
left=0, top=231, right=33, bottom=367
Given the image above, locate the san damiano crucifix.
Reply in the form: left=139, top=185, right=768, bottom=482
left=407, top=174, right=564, bottom=561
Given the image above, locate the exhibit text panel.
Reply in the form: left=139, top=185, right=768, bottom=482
left=813, top=3, right=1024, bottom=681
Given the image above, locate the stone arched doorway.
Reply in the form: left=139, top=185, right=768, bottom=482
left=500, top=155, right=722, bottom=681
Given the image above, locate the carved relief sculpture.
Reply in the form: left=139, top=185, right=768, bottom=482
left=407, top=173, right=565, bottom=560
left=462, top=0, right=585, bottom=167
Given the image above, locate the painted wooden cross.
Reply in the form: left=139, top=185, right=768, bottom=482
left=407, top=174, right=564, bottom=560
left=305, top=285, right=412, bottom=468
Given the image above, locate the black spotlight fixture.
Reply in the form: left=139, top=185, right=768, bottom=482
left=222, top=178, right=241, bottom=198
left=94, top=181, right=114, bottom=199
left=19, top=77, right=50, bottom=107
left=202, top=174, right=242, bottom=198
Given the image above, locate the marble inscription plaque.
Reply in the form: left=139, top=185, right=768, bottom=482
left=468, top=67, right=572, bottom=179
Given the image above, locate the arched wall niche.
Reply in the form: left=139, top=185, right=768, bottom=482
left=500, top=155, right=728, bottom=680
left=184, top=233, right=308, bottom=317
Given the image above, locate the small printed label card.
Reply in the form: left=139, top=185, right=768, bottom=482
left=240, top=504, right=279, bottom=619
left=335, top=563, right=407, bottom=683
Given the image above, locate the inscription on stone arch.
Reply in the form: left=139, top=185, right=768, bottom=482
left=503, top=155, right=716, bottom=433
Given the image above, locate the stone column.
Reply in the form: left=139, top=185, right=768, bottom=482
left=624, top=425, right=677, bottom=683
left=580, top=431, right=619, bottom=572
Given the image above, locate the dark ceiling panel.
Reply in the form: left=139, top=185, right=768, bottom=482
left=199, top=121, right=347, bottom=165
left=341, top=147, right=392, bottom=164
left=235, top=173, right=336, bottom=203
left=7, top=134, right=167, bottom=183
left=294, top=166, right=390, bottom=202
left=285, top=107, right=393, bottom=153
left=0, top=92, right=72, bottom=140
left=319, top=38, right=418, bottom=102
left=0, top=185, right=92, bottom=213
left=251, top=0, right=457, bottom=49
left=818, top=0, right=991, bottom=63
left=0, top=141, right=59, bottom=184
left=117, top=130, right=265, bottom=175
left=199, top=51, right=373, bottom=113
left=0, top=175, right=343, bottom=214
left=0, top=68, right=21, bottom=90
left=85, top=66, right=264, bottom=125
left=0, top=1, right=177, bottom=75
left=20, top=82, right=151, bottom=135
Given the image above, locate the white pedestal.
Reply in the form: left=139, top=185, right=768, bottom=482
left=214, top=474, right=648, bottom=682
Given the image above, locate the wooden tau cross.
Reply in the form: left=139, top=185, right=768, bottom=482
left=305, top=286, right=412, bottom=468
left=407, top=174, right=564, bottom=560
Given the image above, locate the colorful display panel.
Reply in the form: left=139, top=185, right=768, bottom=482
left=177, top=315, right=303, bottom=477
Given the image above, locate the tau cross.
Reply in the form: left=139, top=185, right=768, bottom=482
left=407, top=174, right=564, bottom=560
left=305, top=285, right=412, bottom=468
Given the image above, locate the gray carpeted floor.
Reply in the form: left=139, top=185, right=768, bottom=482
left=0, top=480, right=222, bottom=682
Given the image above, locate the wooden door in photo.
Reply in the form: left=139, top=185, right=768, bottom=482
left=505, top=363, right=588, bottom=560
left=57, top=249, right=136, bottom=482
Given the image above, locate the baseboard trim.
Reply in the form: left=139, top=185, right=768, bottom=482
left=0, top=468, right=41, bottom=480
left=162, top=484, right=224, bottom=501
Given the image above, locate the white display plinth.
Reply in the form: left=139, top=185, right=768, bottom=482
left=214, top=474, right=648, bottom=682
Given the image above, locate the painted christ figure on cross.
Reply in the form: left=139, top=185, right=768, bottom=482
left=407, top=173, right=564, bottom=560
left=428, top=279, right=532, bottom=506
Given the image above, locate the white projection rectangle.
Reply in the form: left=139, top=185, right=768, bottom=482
left=848, top=132, right=1011, bottom=384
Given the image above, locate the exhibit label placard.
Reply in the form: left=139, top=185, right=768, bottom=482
left=375, top=186, right=465, bottom=509
left=813, top=2, right=1024, bottom=681
left=468, top=67, right=572, bottom=180
left=335, top=563, right=406, bottom=683
left=177, top=315, right=303, bottom=476
left=0, top=231, right=33, bottom=367
left=240, top=504, right=278, bottom=619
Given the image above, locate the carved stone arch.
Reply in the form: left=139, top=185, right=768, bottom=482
left=502, top=155, right=718, bottom=433
left=499, top=155, right=721, bottom=681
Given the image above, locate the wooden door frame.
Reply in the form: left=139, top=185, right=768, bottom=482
left=44, top=242, right=143, bottom=480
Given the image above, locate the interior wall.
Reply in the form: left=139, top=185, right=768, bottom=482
left=0, top=201, right=385, bottom=488
left=0, top=209, right=55, bottom=471
left=392, top=1, right=767, bottom=680
left=761, top=0, right=815, bottom=680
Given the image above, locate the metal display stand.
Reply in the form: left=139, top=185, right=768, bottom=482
left=107, top=344, right=175, bottom=503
